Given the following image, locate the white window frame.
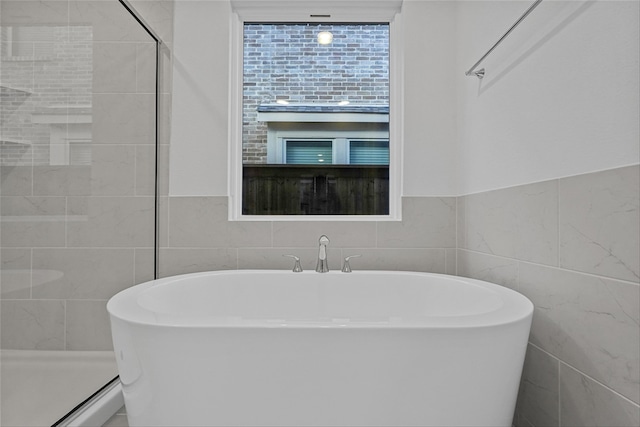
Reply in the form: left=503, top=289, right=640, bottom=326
left=228, top=0, right=404, bottom=221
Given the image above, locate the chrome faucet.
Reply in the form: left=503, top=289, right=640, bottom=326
left=315, top=235, right=330, bottom=273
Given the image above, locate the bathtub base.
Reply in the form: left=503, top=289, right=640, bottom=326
left=117, top=322, right=528, bottom=427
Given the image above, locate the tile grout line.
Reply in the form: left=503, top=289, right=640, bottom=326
left=529, top=342, right=640, bottom=409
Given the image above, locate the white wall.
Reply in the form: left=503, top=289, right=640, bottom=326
left=456, top=0, right=640, bottom=195
left=170, top=0, right=639, bottom=198
left=169, top=0, right=459, bottom=198
left=170, top=0, right=231, bottom=196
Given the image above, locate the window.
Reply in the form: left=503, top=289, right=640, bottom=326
left=282, top=138, right=389, bottom=165
left=230, top=1, right=403, bottom=219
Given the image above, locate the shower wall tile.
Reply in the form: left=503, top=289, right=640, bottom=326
left=0, top=249, right=32, bottom=299
left=134, top=248, right=155, bottom=284
left=377, top=197, right=456, bottom=248
left=1, top=166, right=32, bottom=196
left=460, top=180, right=558, bottom=266
left=340, top=248, right=446, bottom=273
left=31, top=249, right=135, bottom=299
left=158, top=248, right=237, bottom=278
left=560, top=363, right=640, bottom=427
left=0, top=1, right=69, bottom=26
left=66, top=300, right=113, bottom=351
left=168, top=196, right=271, bottom=248
left=33, top=166, right=91, bottom=196
left=93, top=42, right=138, bottom=93
left=69, top=0, right=151, bottom=42
left=1, top=300, right=65, bottom=350
left=90, top=145, right=137, bottom=196
left=92, top=94, right=155, bottom=144
left=136, top=144, right=169, bottom=196
left=456, top=249, right=518, bottom=290
left=136, top=42, right=157, bottom=94
left=518, top=262, right=640, bottom=404
left=559, top=165, right=640, bottom=283
left=0, top=196, right=66, bottom=247
left=129, top=0, right=175, bottom=43
left=272, top=221, right=376, bottom=248
left=67, top=196, right=155, bottom=247
left=516, top=344, right=559, bottom=427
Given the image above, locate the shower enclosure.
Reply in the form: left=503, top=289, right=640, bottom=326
left=0, top=0, right=171, bottom=425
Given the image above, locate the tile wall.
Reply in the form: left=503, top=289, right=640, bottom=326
left=0, top=0, right=172, bottom=351
left=457, top=165, right=640, bottom=426
left=156, top=196, right=458, bottom=278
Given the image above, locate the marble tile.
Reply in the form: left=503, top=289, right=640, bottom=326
left=238, top=247, right=342, bottom=272
left=135, top=144, right=168, bottom=197
left=1, top=1, right=69, bottom=26
left=33, top=165, right=91, bottom=196
left=92, top=94, right=155, bottom=145
left=69, top=0, right=151, bottom=42
left=157, top=248, right=236, bottom=278
left=0, top=196, right=66, bottom=247
left=136, top=42, right=157, bottom=94
left=516, top=344, right=559, bottom=427
left=128, top=0, right=174, bottom=43
left=462, top=180, right=558, bottom=266
left=66, top=300, right=113, bottom=351
left=272, top=221, right=376, bottom=248
left=456, top=196, right=466, bottom=249
left=377, top=197, right=456, bottom=248
left=444, top=248, right=456, bottom=275
left=1, top=300, right=65, bottom=350
left=67, top=196, right=155, bottom=247
left=93, top=42, right=137, bottom=93
left=134, top=248, right=155, bottom=284
left=89, top=145, right=136, bottom=196
left=559, top=165, right=640, bottom=283
left=456, top=249, right=518, bottom=289
left=560, top=363, right=640, bottom=427
left=32, top=249, right=135, bottom=299
left=0, top=249, right=32, bottom=299
left=519, top=262, right=640, bottom=403
left=338, top=248, right=446, bottom=273
left=168, top=196, right=271, bottom=248
left=1, top=166, right=32, bottom=196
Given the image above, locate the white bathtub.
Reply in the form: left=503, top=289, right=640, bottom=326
left=107, top=270, right=533, bottom=427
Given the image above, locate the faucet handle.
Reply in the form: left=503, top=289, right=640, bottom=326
left=283, top=255, right=303, bottom=272
left=342, top=255, right=362, bottom=273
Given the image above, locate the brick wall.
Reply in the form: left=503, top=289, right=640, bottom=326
left=243, top=23, right=389, bottom=163
left=1, top=25, right=92, bottom=166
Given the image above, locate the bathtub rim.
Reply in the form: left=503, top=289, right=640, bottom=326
left=107, top=270, right=533, bottom=330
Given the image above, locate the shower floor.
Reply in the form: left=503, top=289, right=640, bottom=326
left=1, top=350, right=119, bottom=427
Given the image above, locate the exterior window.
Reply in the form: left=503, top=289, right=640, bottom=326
left=283, top=139, right=389, bottom=165
left=230, top=5, right=403, bottom=219
left=285, top=140, right=333, bottom=164
left=349, top=140, right=389, bottom=165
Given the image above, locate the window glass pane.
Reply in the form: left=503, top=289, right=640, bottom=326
left=241, top=22, right=390, bottom=216
left=286, top=140, right=333, bottom=164
left=350, top=140, right=389, bottom=165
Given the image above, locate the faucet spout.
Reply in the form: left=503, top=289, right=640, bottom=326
left=316, top=235, right=330, bottom=273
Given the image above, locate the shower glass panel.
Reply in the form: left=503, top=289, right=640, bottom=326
left=0, top=1, right=158, bottom=425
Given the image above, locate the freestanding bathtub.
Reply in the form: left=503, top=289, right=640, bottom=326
left=107, top=270, right=533, bottom=427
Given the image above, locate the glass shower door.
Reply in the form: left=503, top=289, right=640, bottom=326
left=0, top=1, right=158, bottom=424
